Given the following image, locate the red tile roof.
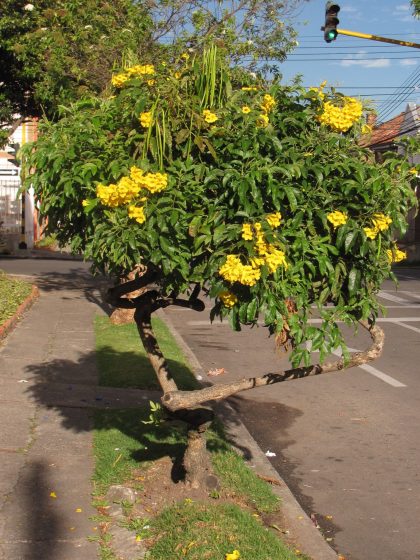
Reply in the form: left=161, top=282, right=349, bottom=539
left=365, top=112, right=406, bottom=147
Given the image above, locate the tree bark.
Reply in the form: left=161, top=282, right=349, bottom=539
left=107, top=276, right=385, bottom=487
left=162, top=321, right=385, bottom=412
left=107, top=277, right=215, bottom=486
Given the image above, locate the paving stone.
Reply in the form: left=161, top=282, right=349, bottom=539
left=109, top=525, right=147, bottom=560
left=0, top=404, right=36, bottom=450
left=0, top=537, right=97, bottom=560
left=0, top=453, right=27, bottom=502
left=107, top=485, right=138, bottom=505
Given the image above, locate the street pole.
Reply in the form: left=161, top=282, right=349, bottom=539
left=337, top=28, right=420, bottom=49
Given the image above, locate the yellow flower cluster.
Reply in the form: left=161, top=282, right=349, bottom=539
left=372, top=213, right=392, bottom=231
left=361, top=124, right=372, bottom=135
left=127, top=64, right=155, bottom=76
left=387, top=247, right=406, bottom=263
left=264, top=247, right=288, bottom=273
left=242, top=214, right=281, bottom=242
left=225, top=551, right=240, bottom=560
left=128, top=205, right=146, bottom=224
left=364, top=213, right=392, bottom=239
left=221, top=217, right=288, bottom=286
left=111, top=64, right=155, bottom=88
left=261, top=94, right=276, bottom=114
left=219, top=255, right=261, bottom=286
left=308, top=80, right=327, bottom=100
left=327, top=210, right=348, bottom=228
left=242, top=223, right=253, bottom=241
left=140, top=112, right=153, bottom=128
left=111, top=73, right=129, bottom=88
left=266, top=212, right=282, bottom=228
left=94, top=165, right=168, bottom=230
left=242, top=106, right=251, bottom=114
left=130, top=167, right=168, bottom=193
left=256, top=113, right=269, bottom=128
left=318, top=97, right=363, bottom=132
left=96, top=177, right=141, bottom=207
left=218, top=290, right=238, bottom=308
left=202, top=109, right=218, bottom=124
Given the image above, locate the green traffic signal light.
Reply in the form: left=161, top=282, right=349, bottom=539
left=323, top=2, right=340, bottom=43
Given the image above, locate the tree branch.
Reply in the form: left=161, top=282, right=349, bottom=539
left=134, top=300, right=179, bottom=393
left=162, top=321, right=385, bottom=411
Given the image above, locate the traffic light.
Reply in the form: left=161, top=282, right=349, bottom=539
left=322, top=2, right=340, bottom=43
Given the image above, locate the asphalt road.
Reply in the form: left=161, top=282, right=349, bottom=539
left=163, top=268, right=420, bottom=560
left=2, top=257, right=420, bottom=560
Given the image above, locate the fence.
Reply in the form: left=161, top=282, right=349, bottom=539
left=0, top=180, right=21, bottom=235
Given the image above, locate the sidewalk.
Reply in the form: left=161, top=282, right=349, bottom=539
left=0, top=264, right=337, bottom=560
left=0, top=270, right=160, bottom=560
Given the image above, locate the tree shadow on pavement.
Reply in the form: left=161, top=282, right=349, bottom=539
left=1, top=460, right=64, bottom=560
left=23, top=345, right=342, bottom=543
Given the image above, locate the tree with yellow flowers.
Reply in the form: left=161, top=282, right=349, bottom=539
left=22, top=47, right=416, bottom=487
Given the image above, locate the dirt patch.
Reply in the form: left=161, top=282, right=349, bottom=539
left=97, top=455, right=305, bottom=557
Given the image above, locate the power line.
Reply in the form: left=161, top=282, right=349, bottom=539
left=303, top=86, right=420, bottom=89
left=291, top=49, right=419, bottom=54
left=377, top=66, right=420, bottom=121
left=295, top=44, right=420, bottom=49
left=279, top=57, right=420, bottom=61
left=297, top=33, right=420, bottom=39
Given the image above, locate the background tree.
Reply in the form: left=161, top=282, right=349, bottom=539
left=22, top=49, right=416, bottom=487
left=411, top=0, right=420, bottom=16
left=0, top=0, right=307, bottom=146
left=0, top=0, right=153, bottom=146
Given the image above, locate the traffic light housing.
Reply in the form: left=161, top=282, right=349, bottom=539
left=323, top=2, right=340, bottom=43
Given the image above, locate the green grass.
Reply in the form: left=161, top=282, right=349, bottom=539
left=93, top=408, right=279, bottom=515
left=208, top=421, right=279, bottom=514
left=0, top=271, right=33, bottom=325
left=93, top=315, right=302, bottom=560
left=93, top=407, right=187, bottom=496
left=94, top=316, right=199, bottom=390
left=148, top=502, right=299, bottom=560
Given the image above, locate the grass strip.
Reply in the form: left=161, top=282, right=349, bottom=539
left=94, top=315, right=199, bottom=390
left=93, top=316, right=302, bottom=560
left=93, top=407, right=187, bottom=496
left=0, top=270, right=33, bottom=325
left=148, top=502, right=299, bottom=560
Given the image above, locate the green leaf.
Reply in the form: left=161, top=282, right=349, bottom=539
left=348, top=268, right=361, bottom=296
left=284, top=186, right=298, bottom=211
left=239, top=302, right=249, bottom=324
left=344, top=231, right=357, bottom=253
left=246, top=299, right=258, bottom=322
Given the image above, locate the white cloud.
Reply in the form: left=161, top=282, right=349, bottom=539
left=341, top=6, right=358, bottom=12
left=392, top=3, right=413, bottom=20
left=340, top=58, right=391, bottom=68
left=400, top=59, right=418, bottom=66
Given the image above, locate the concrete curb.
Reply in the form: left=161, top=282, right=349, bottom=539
left=0, top=250, right=84, bottom=261
left=159, top=309, right=338, bottom=560
left=0, top=284, right=39, bottom=341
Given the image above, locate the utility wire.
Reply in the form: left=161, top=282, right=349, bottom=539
left=297, top=33, right=420, bottom=39
left=377, top=67, right=420, bottom=121
left=289, top=50, right=419, bottom=55
left=279, top=57, right=420, bottom=61
left=295, top=45, right=420, bottom=49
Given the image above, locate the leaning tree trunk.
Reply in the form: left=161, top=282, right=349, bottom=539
left=106, top=268, right=385, bottom=488
left=107, top=271, right=218, bottom=489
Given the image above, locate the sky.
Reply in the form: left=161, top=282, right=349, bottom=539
left=278, top=0, right=420, bottom=122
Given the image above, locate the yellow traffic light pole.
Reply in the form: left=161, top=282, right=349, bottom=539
left=337, top=28, right=420, bottom=49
